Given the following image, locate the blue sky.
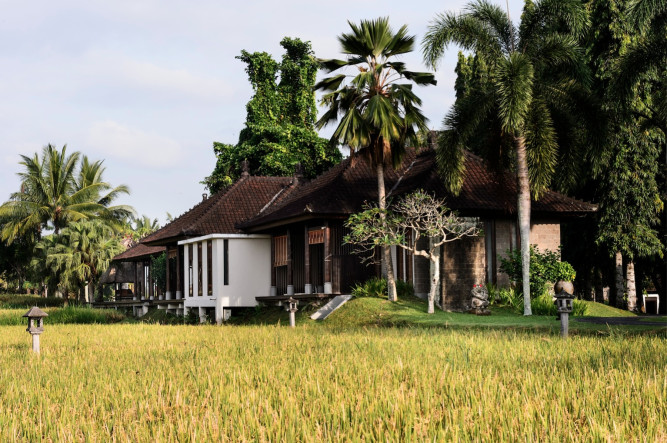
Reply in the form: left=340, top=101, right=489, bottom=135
left=0, top=0, right=525, bottom=225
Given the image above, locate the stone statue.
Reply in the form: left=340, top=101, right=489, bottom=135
left=469, top=284, right=491, bottom=315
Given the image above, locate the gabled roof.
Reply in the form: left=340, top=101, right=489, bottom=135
left=141, top=175, right=296, bottom=246
left=240, top=148, right=596, bottom=231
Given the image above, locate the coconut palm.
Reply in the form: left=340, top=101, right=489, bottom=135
left=0, top=144, right=133, bottom=242
left=423, top=0, right=591, bottom=314
left=33, top=219, right=123, bottom=300
left=316, top=17, right=436, bottom=301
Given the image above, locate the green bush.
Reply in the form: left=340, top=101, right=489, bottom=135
left=0, top=306, right=126, bottom=325
left=499, top=246, right=576, bottom=298
left=352, top=278, right=414, bottom=298
left=0, top=294, right=67, bottom=309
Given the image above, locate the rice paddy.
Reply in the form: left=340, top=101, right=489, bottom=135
left=1, top=321, right=665, bottom=441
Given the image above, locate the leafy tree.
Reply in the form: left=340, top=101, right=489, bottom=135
left=345, top=191, right=480, bottom=313
left=0, top=144, right=134, bottom=241
left=203, top=38, right=342, bottom=193
left=316, top=17, right=436, bottom=301
left=583, top=0, right=665, bottom=311
left=150, top=252, right=167, bottom=294
left=422, top=0, right=591, bottom=314
left=614, top=0, right=667, bottom=137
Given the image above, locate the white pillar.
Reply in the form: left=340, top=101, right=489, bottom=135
left=202, top=241, right=208, bottom=297
left=183, top=245, right=189, bottom=298
left=192, top=243, right=199, bottom=297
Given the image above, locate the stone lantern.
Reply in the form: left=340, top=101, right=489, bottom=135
left=554, top=288, right=574, bottom=339
left=23, top=306, right=48, bottom=353
left=285, top=297, right=298, bottom=328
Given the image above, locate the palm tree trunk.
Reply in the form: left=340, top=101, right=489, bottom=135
left=614, top=251, right=625, bottom=308
left=626, top=259, right=637, bottom=312
left=377, top=163, right=398, bottom=302
left=516, top=135, right=532, bottom=315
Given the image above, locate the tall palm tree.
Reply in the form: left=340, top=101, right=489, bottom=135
left=0, top=144, right=133, bottom=242
left=316, top=17, right=436, bottom=301
left=76, top=155, right=134, bottom=228
left=423, top=0, right=591, bottom=314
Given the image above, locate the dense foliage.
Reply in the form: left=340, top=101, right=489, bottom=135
left=203, top=38, right=341, bottom=193
left=423, top=0, right=593, bottom=315
left=500, top=246, right=576, bottom=298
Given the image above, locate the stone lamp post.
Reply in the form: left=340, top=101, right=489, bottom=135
left=285, top=297, right=298, bottom=328
left=23, top=306, right=48, bottom=354
left=554, top=286, right=575, bottom=339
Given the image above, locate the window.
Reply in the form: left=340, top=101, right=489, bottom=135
left=188, top=244, right=193, bottom=297
left=207, top=240, right=213, bottom=295
left=223, top=239, right=229, bottom=286
left=197, top=242, right=203, bottom=296
left=308, top=228, right=324, bottom=244
left=273, top=235, right=287, bottom=266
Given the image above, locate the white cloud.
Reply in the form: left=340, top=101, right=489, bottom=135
left=86, top=120, right=184, bottom=168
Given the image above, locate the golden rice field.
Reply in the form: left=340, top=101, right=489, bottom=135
left=1, top=323, right=665, bottom=442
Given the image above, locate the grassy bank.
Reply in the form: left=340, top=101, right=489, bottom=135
left=0, top=323, right=664, bottom=441
left=235, top=295, right=666, bottom=336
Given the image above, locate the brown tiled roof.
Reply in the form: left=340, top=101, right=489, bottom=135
left=113, top=243, right=165, bottom=261
left=240, top=148, right=596, bottom=231
left=141, top=175, right=296, bottom=246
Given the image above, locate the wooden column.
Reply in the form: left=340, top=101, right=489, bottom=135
left=148, top=260, right=154, bottom=299
left=176, top=246, right=182, bottom=298
left=165, top=247, right=171, bottom=295
left=396, top=245, right=404, bottom=281
left=286, top=230, right=294, bottom=295
left=304, top=226, right=311, bottom=291
left=133, top=262, right=138, bottom=300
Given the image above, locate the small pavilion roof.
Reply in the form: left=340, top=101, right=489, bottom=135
left=112, top=243, right=165, bottom=262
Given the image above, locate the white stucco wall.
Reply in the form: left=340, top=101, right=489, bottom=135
left=179, top=234, right=271, bottom=315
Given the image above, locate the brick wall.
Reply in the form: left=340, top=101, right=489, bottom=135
left=440, top=236, right=487, bottom=310
left=530, top=220, right=561, bottom=254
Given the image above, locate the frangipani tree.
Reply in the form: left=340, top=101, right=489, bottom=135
left=345, top=191, right=481, bottom=313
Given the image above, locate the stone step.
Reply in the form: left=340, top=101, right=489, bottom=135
left=310, top=294, right=353, bottom=321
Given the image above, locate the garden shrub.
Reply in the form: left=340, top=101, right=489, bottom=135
left=0, top=294, right=67, bottom=309
left=499, top=246, right=576, bottom=298
left=352, top=278, right=414, bottom=298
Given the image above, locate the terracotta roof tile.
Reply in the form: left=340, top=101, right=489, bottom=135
left=141, top=175, right=296, bottom=245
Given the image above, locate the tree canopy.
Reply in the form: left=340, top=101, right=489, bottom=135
left=0, top=144, right=133, bottom=242
left=203, top=37, right=342, bottom=194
